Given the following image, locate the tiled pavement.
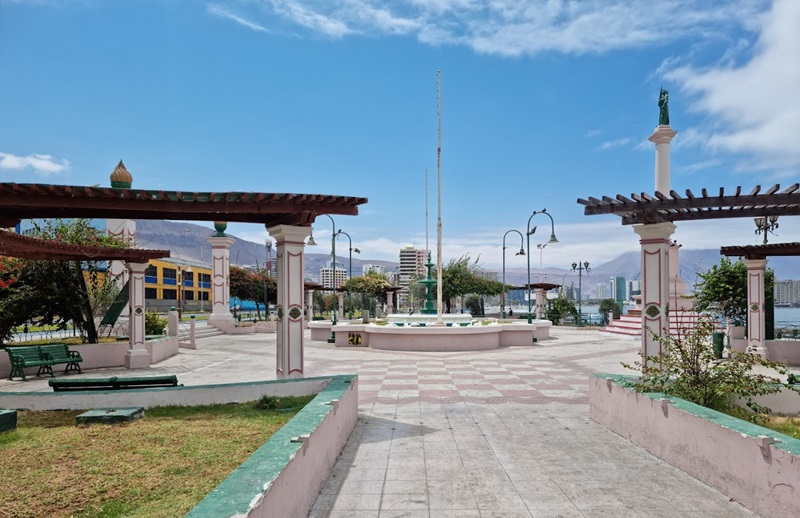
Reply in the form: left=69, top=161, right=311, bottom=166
left=0, top=327, right=767, bottom=517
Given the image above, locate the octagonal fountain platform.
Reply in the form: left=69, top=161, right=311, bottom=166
left=308, top=314, right=551, bottom=351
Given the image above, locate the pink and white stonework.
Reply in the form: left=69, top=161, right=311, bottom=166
left=124, top=262, right=150, bottom=369
left=207, top=235, right=235, bottom=330
left=633, top=222, right=675, bottom=361
left=744, top=258, right=768, bottom=355
left=268, top=224, right=312, bottom=379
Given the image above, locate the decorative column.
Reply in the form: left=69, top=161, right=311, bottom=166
left=268, top=224, right=312, bottom=379
left=743, top=259, right=768, bottom=356
left=337, top=292, right=345, bottom=320
left=207, top=222, right=235, bottom=330
left=648, top=125, right=678, bottom=194
left=633, top=222, right=676, bottom=363
left=305, top=289, right=314, bottom=329
left=108, top=160, right=137, bottom=288
left=668, top=241, right=692, bottom=311
left=385, top=289, right=394, bottom=315
left=124, top=262, right=150, bottom=369
left=534, top=288, right=548, bottom=320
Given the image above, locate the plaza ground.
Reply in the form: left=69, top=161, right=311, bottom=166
left=0, top=327, right=768, bottom=517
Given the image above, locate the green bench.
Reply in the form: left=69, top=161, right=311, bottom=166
left=6, top=343, right=83, bottom=380
left=49, top=375, right=180, bottom=391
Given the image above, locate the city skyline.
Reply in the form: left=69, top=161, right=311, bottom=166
left=2, top=0, right=798, bottom=270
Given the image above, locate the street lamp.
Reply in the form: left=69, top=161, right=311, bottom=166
left=334, top=230, right=360, bottom=320
left=502, top=229, right=525, bottom=318
left=176, top=265, right=192, bottom=320
left=571, top=261, right=590, bottom=327
left=527, top=209, right=559, bottom=324
left=754, top=216, right=779, bottom=245
left=316, top=214, right=338, bottom=343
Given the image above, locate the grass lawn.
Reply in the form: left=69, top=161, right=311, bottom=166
left=0, top=396, right=314, bottom=517
left=725, top=405, right=800, bottom=440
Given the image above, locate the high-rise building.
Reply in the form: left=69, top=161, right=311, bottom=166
left=362, top=264, right=386, bottom=276
left=627, top=280, right=641, bottom=301
left=399, top=246, right=428, bottom=288
left=320, top=258, right=348, bottom=289
left=610, top=276, right=626, bottom=303
left=596, top=282, right=610, bottom=299
left=775, top=280, right=800, bottom=306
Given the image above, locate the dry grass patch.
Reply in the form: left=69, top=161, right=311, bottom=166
left=0, top=396, right=314, bottom=517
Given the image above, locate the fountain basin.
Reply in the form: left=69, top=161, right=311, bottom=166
left=386, top=313, right=473, bottom=325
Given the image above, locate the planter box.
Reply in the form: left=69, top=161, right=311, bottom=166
left=590, top=374, right=800, bottom=518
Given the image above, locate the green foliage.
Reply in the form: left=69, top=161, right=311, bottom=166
left=145, top=311, right=167, bottom=335
left=0, top=219, right=126, bottom=344
left=623, top=318, right=797, bottom=415
left=464, top=294, right=481, bottom=315
left=341, top=272, right=391, bottom=299
left=693, top=258, right=774, bottom=326
left=545, top=291, right=577, bottom=325
left=598, top=298, right=621, bottom=324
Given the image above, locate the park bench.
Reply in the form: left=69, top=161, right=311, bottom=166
left=6, top=343, right=82, bottom=380
left=49, top=375, right=181, bottom=391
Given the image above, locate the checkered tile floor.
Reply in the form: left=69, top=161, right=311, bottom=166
left=320, top=359, right=590, bottom=405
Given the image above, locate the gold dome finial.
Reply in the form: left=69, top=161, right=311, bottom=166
left=110, top=160, right=133, bottom=189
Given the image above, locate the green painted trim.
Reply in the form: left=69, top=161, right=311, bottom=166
left=596, top=373, right=800, bottom=455
left=186, top=375, right=355, bottom=517
left=110, top=180, right=132, bottom=189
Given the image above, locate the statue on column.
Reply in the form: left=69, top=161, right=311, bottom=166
left=658, top=87, right=670, bottom=126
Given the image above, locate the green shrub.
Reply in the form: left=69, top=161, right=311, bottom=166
left=623, top=318, right=797, bottom=416
left=145, top=311, right=167, bottom=335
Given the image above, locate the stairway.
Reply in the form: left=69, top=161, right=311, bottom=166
left=601, top=309, right=713, bottom=337
left=178, top=322, right=225, bottom=343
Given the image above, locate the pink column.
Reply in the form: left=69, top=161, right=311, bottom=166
left=535, top=288, right=547, bottom=319
left=385, top=290, right=394, bottom=314
left=207, top=236, right=235, bottom=330
left=305, top=289, right=314, bottom=329
left=633, top=223, right=676, bottom=363
left=124, top=262, right=150, bottom=369
left=268, top=224, right=312, bottom=379
left=338, top=292, right=345, bottom=320
left=743, top=259, right=768, bottom=356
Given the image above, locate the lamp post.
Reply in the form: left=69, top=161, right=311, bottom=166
left=526, top=209, right=559, bottom=324
left=316, top=214, right=338, bottom=343
left=334, top=230, right=360, bottom=320
left=176, top=265, right=192, bottom=320
left=502, top=230, right=525, bottom=318
left=571, top=261, right=590, bottom=326
left=754, top=216, right=779, bottom=245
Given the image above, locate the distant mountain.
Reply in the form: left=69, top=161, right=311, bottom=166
left=136, top=220, right=398, bottom=281
left=137, top=220, right=800, bottom=291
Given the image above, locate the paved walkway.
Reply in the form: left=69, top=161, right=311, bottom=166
left=0, top=328, right=762, bottom=517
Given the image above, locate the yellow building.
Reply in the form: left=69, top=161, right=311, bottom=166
left=144, top=258, right=212, bottom=313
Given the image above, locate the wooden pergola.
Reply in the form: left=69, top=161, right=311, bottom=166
left=0, top=167, right=368, bottom=378
left=0, top=182, right=367, bottom=228
left=579, top=183, right=800, bottom=358
left=578, top=184, right=800, bottom=225
left=0, top=229, right=168, bottom=263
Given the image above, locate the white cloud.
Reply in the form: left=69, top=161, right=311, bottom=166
left=207, top=3, right=270, bottom=32
left=0, top=152, right=69, bottom=175
left=596, top=137, right=632, bottom=151
left=252, top=0, right=765, bottom=55
left=664, top=0, right=800, bottom=170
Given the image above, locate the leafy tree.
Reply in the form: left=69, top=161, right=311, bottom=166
left=229, top=266, right=276, bottom=318
left=623, top=318, right=797, bottom=415
left=693, top=258, right=775, bottom=333
left=0, top=219, right=125, bottom=344
left=464, top=295, right=481, bottom=315
left=598, top=298, right=621, bottom=324
left=440, top=255, right=505, bottom=313
left=545, top=291, right=577, bottom=325
left=342, top=272, right=391, bottom=322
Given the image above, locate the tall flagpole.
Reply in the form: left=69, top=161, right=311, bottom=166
left=436, top=70, right=444, bottom=324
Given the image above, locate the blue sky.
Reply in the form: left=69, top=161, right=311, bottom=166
left=1, top=0, right=799, bottom=270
